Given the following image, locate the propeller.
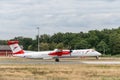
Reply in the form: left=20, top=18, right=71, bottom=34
left=69, top=48, right=73, bottom=56
left=70, top=49, right=73, bottom=53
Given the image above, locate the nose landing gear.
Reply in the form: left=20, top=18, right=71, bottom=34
left=96, top=56, right=99, bottom=60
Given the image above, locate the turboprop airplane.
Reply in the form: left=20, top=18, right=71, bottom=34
left=8, top=40, right=101, bottom=62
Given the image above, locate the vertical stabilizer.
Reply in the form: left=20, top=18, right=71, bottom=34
left=8, top=41, right=24, bottom=54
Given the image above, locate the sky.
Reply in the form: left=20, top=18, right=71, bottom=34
left=0, top=0, right=120, bottom=40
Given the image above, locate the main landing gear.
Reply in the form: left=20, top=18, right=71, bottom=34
left=55, top=57, right=60, bottom=62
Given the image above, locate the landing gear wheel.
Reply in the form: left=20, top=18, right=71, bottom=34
left=96, top=56, right=99, bottom=60
left=55, top=58, right=59, bottom=62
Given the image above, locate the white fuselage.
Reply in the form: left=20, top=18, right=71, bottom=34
left=13, top=49, right=101, bottom=59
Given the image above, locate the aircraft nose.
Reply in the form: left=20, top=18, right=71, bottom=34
left=96, top=51, right=102, bottom=56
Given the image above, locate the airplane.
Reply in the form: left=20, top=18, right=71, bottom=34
left=8, top=40, right=101, bottom=62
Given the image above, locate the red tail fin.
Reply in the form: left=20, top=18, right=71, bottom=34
left=8, top=41, right=24, bottom=54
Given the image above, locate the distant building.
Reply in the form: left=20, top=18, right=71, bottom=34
left=0, top=45, right=23, bottom=56
left=0, top=45, right=12, bottom=56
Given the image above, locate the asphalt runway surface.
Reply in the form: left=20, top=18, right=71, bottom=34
left=0, top=58, right=120, bottom=65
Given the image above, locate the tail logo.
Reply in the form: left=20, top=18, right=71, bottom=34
left=13, top=46, right=18, bottom=51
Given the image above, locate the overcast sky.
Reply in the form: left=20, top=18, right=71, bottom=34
left=0, top=0, right=120, bottom=40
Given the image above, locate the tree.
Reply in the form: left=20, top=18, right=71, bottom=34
left=51, top=32, right=64, bottom=43
left=97, top=40, right=109, bottom=54
left=56, top=43, right=64, bottom=49
left=49, top=42, right=57, bottom=50
left=40, top=43, right=49, bottom=51
left=74, top=40, right=91, bottom=49
left=29, top=40, right=38, bottom=51
left=40, top=34, right=50, bottom=43
left=109, top=33, right=120, bottom=55
left=87, top=31, right=99, bottom=47
left=22, top=38, right=33, bottom=50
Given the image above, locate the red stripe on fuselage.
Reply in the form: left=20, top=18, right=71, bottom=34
left=49, top=51, right=70, bottom=56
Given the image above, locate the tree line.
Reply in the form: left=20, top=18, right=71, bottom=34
left=0, top=27, right=120, bottom=55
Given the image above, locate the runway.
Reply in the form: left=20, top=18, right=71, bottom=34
left=0, top=58, right=120, bottom=64
left=82, top=61, right=120, bottom=64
